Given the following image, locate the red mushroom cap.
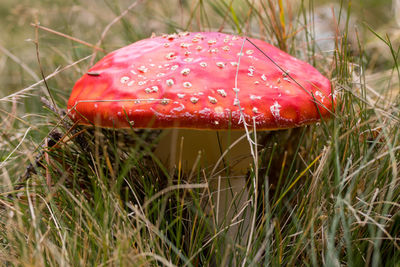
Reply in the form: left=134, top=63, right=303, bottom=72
left=67, top=32, right=335, bottom=130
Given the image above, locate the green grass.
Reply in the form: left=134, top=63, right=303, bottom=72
left=1, top=0, right=400, bottom=266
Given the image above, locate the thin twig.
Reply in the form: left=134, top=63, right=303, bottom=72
left=30, top=23, right=105, bottom=52
left=33, top=20, right=57, bottom=113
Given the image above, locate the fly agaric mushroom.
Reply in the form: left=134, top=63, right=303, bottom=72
left=68, top=32, right=334, bottom=130
left=67, top=32, right=335, bottom=239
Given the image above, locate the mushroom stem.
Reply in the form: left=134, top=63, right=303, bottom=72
left=154, top=129, right=252, bottom=242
